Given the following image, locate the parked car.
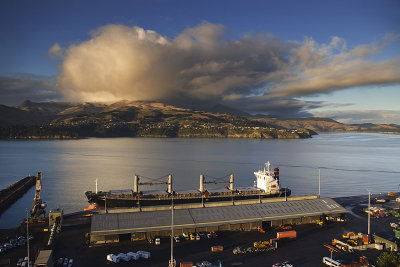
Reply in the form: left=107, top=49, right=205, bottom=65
left=3, top=243, right=13, bottom=249
left=196, top=261, right=212, bottom=266
left=56, top=258, right=63, bottom=266
left=182, top=233, right=189, bottom=240
left=272, top=261, right=293, bottom=267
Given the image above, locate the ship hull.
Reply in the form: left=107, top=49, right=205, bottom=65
left=85, top=189, right=291, bottom=208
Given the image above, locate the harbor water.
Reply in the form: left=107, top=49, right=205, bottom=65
left=0, top=133, right=399, bottom=228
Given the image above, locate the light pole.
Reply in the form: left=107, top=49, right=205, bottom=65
left=368, top=189, right=371, bottom=235
left=169, top=195, right=176, bottom=267
left=26, top=209, right=30, bottom=265
left=285, top=187, right=287, bottom=201
left=105, top=196, right=107, bottom=214
left=318, top=168, right=321, bottom=198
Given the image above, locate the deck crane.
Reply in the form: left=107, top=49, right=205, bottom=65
left=199, top=173, right=235, bottom=193
left=134, top=174, right=174, bottom=194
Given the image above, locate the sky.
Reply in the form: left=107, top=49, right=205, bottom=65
left=0, top=0, right=399, bottom=124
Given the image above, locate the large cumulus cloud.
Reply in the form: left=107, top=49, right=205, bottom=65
left=50, top=22, right=400, bottom=117
left=53, top=22, right=291, bottom=104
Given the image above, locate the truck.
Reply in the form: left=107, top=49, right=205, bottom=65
left=233, top=239, right=277, bottom=254
left=254, top=239, right=277, bottom=251
left=276, top=230, right=297, bottom=240
left=342, top=232, right=355, bottom=239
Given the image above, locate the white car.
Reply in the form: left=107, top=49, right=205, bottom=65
left=272, top=261, right=293, bottom=267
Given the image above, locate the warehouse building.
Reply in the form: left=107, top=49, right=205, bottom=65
left=89, top=197, right=347, bottom=244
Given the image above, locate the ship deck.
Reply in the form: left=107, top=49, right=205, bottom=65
left=108, top=186, right=267, bottom=197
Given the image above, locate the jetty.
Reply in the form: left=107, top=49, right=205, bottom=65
left=0, top=173, right=39, bottom=215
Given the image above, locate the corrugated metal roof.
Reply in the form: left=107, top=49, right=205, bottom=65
left=91, top=197, right=346, bottom=236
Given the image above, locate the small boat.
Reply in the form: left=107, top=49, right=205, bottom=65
left=85, top=161, right=291, bottom=208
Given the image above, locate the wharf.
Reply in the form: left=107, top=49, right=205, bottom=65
left=1, top=192, right=399, bottom=266
left=0, top=174, right=37, bottom=215
left=90, top=196, right=346, bottom=244
left=99, top=195, right=318, bottom=214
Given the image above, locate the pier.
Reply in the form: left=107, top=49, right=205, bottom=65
left=90, top=197, right=347, bottom=244
left=0, top=174, right=38, bottom=215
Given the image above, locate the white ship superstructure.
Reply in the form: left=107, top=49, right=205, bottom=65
left=254, top=161, right=280, bottom=193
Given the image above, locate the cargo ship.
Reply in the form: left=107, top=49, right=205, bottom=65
left=85, top=162, right=291, bottom=208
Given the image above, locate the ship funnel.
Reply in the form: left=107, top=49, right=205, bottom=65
left=167, top=174, right=173, bottom=194
left=274, top=168, right=280, bottom=184
left=199, top=174, right=204, bottom=193
left=229, top=173, right=234, bottom=191
left=133, top=175, right=139, bottom=193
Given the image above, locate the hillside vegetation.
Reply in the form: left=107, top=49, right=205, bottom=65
left=1, top=100, right=398, bottom=139
left=0, top=100, right=312, bottom=139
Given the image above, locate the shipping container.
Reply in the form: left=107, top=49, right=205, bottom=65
left=276, top=230, right=297, bottom=240
left=211, top=245, right=223, bottom=252
left=180, top=262, right=194, bottom=267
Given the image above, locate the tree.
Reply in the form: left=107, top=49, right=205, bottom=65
left=377, top=251, right=400, bottom=267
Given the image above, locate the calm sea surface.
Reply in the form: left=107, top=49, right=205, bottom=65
left=1, top=133, right=399, bottom=228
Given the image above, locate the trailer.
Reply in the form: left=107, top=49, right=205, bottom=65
left=277, top=230, right=297, bottom=240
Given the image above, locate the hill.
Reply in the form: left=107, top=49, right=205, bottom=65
left=255, top=117, right=400, bottom=134
left=0, top=100, right=398, bottom=139
left=0, top=100, right=312, bottom=139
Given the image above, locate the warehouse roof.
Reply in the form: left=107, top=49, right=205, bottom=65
left=91, top=197, right=346, bottom=236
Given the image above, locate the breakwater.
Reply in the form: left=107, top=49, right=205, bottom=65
left=0, top=174, right=37, bottom=215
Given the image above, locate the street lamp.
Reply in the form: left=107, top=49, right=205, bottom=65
left=368, top=189, right=371, bottom=235
left=318, top=168, right=321, bottom=198
left=26, top=209, right=30, bottom=265
left=169, top=195, right=176, bottom=267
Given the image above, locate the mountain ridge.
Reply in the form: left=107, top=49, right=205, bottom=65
left=0, top=100, right=399, bottom=139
